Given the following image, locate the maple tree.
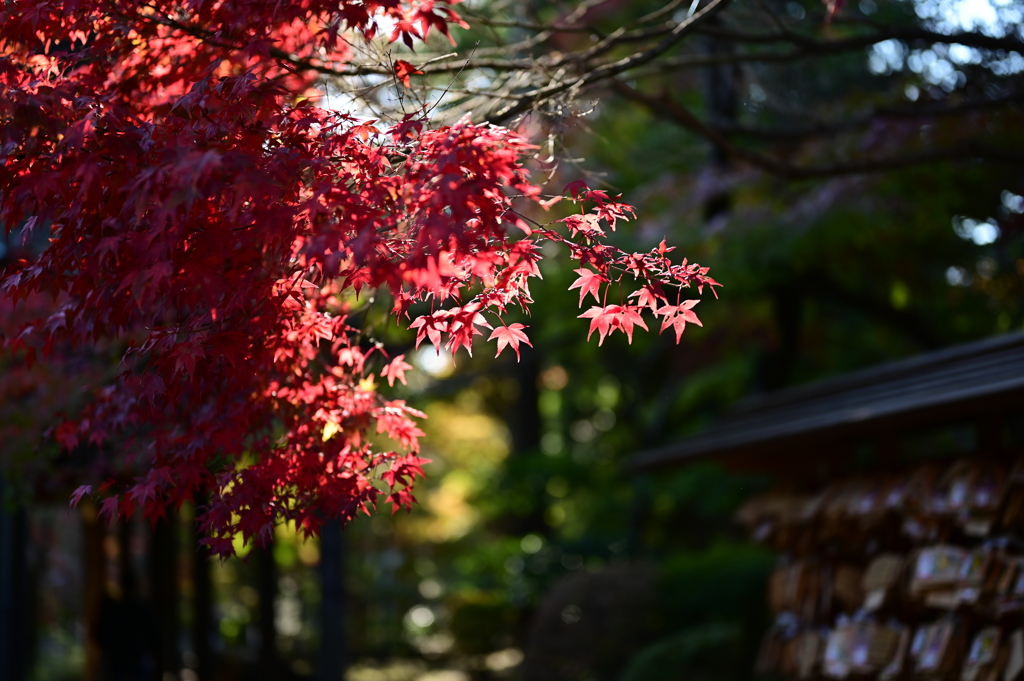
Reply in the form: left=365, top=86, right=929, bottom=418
left=0, top=0, right=718, bottom=556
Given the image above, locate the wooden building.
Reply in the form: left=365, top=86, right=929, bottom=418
left=632, top=332, right=1024, bottom=681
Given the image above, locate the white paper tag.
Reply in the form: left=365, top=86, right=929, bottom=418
left=964, top=520, right=993, bottom=537
left=864, top=589, right=886, bottom=612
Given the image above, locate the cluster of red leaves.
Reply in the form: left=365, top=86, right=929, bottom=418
left=0, top=0, right=717, bottom=555
left=552, top=180, right=719, bottom=347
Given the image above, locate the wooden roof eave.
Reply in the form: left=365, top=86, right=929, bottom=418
left=629, top=332, right=1024, bottom=474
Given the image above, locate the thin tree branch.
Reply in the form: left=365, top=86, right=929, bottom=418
left=486, top=0, right=734, bottom=124
left=612, top=79, right=1024, bottom=179
left=706, top=93, right=1024, bottom=140
left=696, top=24, right=1024, bottom=54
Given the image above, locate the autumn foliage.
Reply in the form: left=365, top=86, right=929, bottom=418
left=0, top=0, right=717, bottom=555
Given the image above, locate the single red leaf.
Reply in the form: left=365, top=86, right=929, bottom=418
left=70, top=485, right=92, bottom=508
left=393, top=60, right=424, bottom=88
left=564, top=178, right=589, bottom=200
left=628, top=285, right=666, bottom=312
left=381, top=354, right=414, bottom=387
left=488, top=323, right=531, bottom=360
left=568, top=268, right=607, bottom=307
left=657, top=300, right=702, bottom=342
left=578, top=305, right=619, bottom=346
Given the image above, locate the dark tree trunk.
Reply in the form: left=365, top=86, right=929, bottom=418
left=702, top=19, right=739, bottom=223
left=509, top=346, right=542, bottom=456
left=257, top=542, right=278, bottom=680
left=149, top=513, right=180, bottom=680
left=192, top=528, right=215, bottom=681
left=82, top=502, right=104, bottom=681
left=0, top=484, right=30, bottom=681
left=505, top=345, right=548, bottom=536
left=317, top=519, right=347, bottom=681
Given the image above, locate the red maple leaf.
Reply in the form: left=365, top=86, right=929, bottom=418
left=616, top=305, right=649, bottom=344
left=99, top=496, right=121, bottom=523
left=488, top=323, right=531, bottom=360
left=578, top=305, right=618, bottom=345
left=389, top=20, right=423, bottom=49
left=70, top=485, right=92, bottom=508
left=578, top=305, right=650, bottom=345
left=568, top=268, right=607, bottom=306
left=629, top=285, right=667, bottom=312
left=393, top=60, right=424, bottom=88
left=444, top=303, right=491, bottom=357
left=564, top=178, right=590, bottom=200
left=657, top=300, right=702, bottom=342
left=381, top=354, right=414, bottom=387
left=410, top=313, right=449, bottom=351
left=561, top=213, right=605, bottom=238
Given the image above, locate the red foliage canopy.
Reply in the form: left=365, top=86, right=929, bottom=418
left=0, top=0, right=718, bottom=555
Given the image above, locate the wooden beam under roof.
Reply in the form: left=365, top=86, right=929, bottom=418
left=630, top=332, right=1024, bottom=474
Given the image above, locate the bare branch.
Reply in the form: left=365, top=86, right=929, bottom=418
left=612, top=79, right=1024, bottom=179
left=696, top=24, right=1024, bottom=54
left=486, top=0, right=734, bottom=124
left=705, top=93, right=1024, bottom=140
